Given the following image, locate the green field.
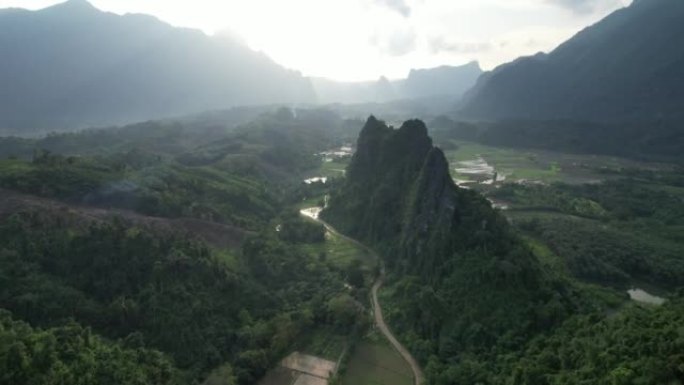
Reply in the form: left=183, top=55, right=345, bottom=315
left=297, top=195, right=327, bottom=210
left=341, top=335, right=413, bottom=385
left=299, top=327, right=348, bottom=362
left=320, top=159, right=349, bottom=178
left=443, top=139, right=667, bottom=185
left=300, top=224, right=378, bottom=273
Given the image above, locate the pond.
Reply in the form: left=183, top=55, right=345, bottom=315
left=453, top=156, right=507, bottom=187
left=454, top=157, right=495, bottom=176
left=304, top=177, right=328, bottom=184
left=300, top=207, right=322, bottom=220
left=319, top=145, right=353, bottom=162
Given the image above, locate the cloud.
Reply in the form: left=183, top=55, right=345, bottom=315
left=428, top=37, right=492, bottom=54
left=545, top=0, right=623, bottom=14
left=374, top=0, right=411, bottom=17
left=370, top=27, right=417, bottom=56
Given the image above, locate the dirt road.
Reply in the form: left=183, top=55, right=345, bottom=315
left=303, top=210, right=425, bottom=385
left=370, top=267, right=425, bottom=385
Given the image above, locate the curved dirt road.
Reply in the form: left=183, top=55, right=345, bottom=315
left=302, top=209, right=425, bottom=385
left=370, top=266, right=425, bottom=385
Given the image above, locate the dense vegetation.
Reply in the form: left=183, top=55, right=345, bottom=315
left=0, top=310, right=183, bottom=385
left=322, top=117, right=589, bottom=383
left=0, top=109, right=369, bottom=384
left=0, top=149, right=276, bottom=230
left=0, top=108, right=358, bottom=229
left=423, top=297, right=684, bottom=385
left=0, top=206, right=366, bottom=383
left=425, top=161, right=684, bottom=384
left=430, top=117, right=684, bottom=162
left=3, top=110, right=683, bottom=385
left=459, top=0, right=684, bottom=125
left=323, top=117, right=684, bottom=385
left=492, top=173, right=684, bottom=288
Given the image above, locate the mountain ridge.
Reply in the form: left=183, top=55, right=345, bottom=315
left=459, top=0, right=684, bottom=123
left=0, top=0, right=315, bottom=131
left=321, top=116, right=578, bottom=383
left=312, top=61, right=482, bottom=105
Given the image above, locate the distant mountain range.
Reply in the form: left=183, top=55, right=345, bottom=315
left=0, top=0, right=482, bottom=132
left=0, top=0, right=315, bottom=131
left=459, top=0, right=684, bottom=123
left=312, top=61, right=482, bottom=105
left=5, top=0, right=681, bottom=132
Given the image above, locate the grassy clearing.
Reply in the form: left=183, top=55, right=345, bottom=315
left=297, top=195, right=326, bottom=210
left=212, top=248, right=241, bottom=272
left=300, top=327, right=348, bottom=362
left=319, top=159, right=349, bottom=178
left=523, top=235, right=568, bottom=274
left=0, top=158, right=33, bottom=173
left=341, top=333, right=413, bottom=385
left=300, top=230, right=377, bottom=273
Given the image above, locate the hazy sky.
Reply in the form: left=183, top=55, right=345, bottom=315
left=1, top=0, right=632, bottom=81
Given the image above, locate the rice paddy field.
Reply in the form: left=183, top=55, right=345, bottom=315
left=298, top=211, right=378, bottom=274
left=443, top=139, right=668, bottom=186
left=299, top=328, right=348, bottom=362
left=340, top=334, right=413, bottom=385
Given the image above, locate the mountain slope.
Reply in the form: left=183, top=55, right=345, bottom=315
left=321, top=117, right=579, bottom=382
left=0, top=0, right=315, bottom=131
left=0, top=110, right=365, bottom=384
left=323, top=117, right=518, bottom=266
left=459, top=0, right=684, bottom=122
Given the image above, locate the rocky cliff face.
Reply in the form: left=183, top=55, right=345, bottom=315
left=323, top=117, right=514, bottom=278
left=322, top=117, right=576, bottom=381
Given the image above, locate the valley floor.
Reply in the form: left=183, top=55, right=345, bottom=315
left=258, top=210, right=425, bottom=385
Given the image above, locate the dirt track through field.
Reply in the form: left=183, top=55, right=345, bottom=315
left=304, top=210, right=425, bottom=385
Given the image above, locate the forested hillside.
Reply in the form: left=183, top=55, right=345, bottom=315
left=459, top=0, right=684, bottom=124
left=0, top=310, right=183, bottom=385
left=0, top=108, right=366, bottom=384
left=322, top=117, right=684, bottom=384
left=322, top=117, right=585, bottom=382
left=3, top=0, right=684, bottom=383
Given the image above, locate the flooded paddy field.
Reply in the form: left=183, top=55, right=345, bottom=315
left=443, top=139, right=670, bottom=187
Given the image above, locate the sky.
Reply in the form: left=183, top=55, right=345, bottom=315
left=0, top=0, right=632, bottom=81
